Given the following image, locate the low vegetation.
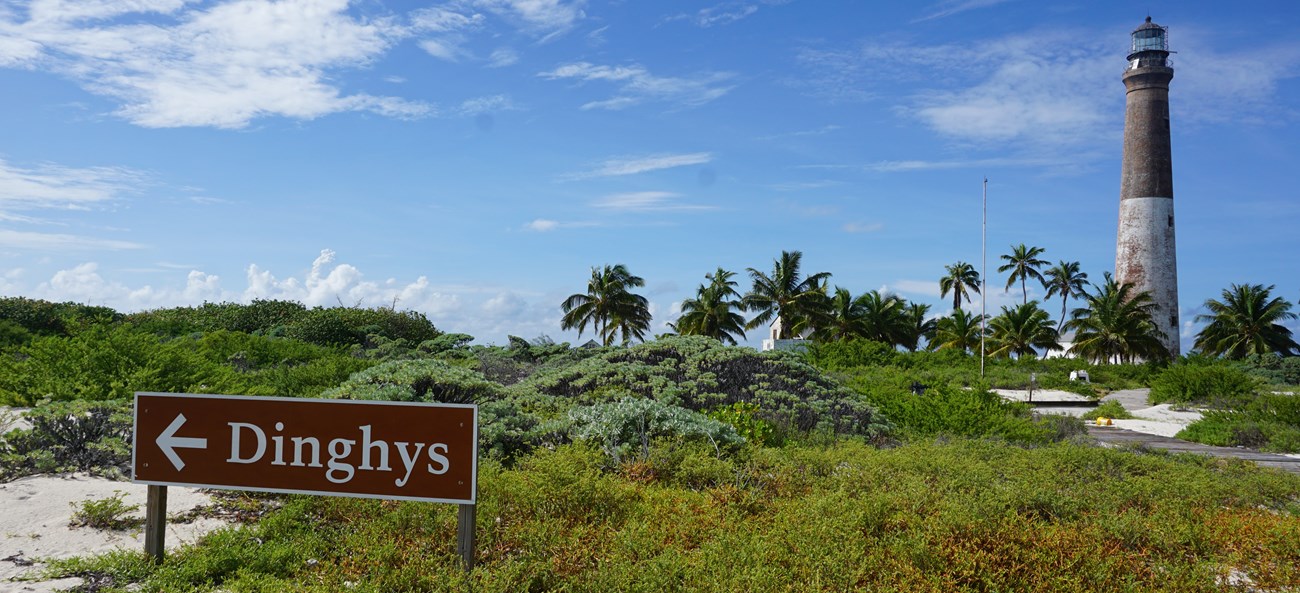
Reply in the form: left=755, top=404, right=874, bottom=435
left=42, top=441, right=1300, bottom=592
left=1, top=295, right=1298, bottom=591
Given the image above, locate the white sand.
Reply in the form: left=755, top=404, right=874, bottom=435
left=993, top=389, right=1094, bottom=403
left=1, top=407, right=32, bottom=434
left=997, top=390, right=1207, bottom=438
left=0, top=475, right=229, bottom=592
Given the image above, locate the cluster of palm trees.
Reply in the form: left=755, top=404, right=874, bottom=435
left=561, top=247, right=1299, bottom=362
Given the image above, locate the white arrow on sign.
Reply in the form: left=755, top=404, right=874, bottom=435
left=156, top=413, right=208, bottom=471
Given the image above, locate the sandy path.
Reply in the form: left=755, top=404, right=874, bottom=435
left=0, top=475, right=228, bottom=592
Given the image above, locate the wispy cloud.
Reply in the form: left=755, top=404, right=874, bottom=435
left=0, top=230, right=144, bottom=251
left=565, top=152, right=713, bottom=179
left=915, top=0, right=1015, bottom=22
left=0, top=159, right=142, bottom=210
left=1, top=0, right=432, bottom=128
left=487, top=47, right=519, bottom=67
left=473, top=0, right=586, bottom=38
left=539, top=62, right=735, bottom=110
left=592, top=191, right=715, bottom=212
left=665, top=0, right=790, bottom=28
left=758, top=124, right=842, bottom=140
left=457, top=94, right=520, bottom=116
left=863, top=157, right=1066, bottom=172
left=842, top=222, right=884, bottom=233
left=522, top=218, right=600, bottom=231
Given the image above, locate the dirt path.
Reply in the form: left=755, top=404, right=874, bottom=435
left=1086, top=426, right=1300, bottom=474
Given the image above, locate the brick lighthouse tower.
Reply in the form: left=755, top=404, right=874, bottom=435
left=1116, top=16, right=1179, bottom=356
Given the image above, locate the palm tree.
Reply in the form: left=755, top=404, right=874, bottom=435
left=900, top=301, right=937, bottom=352
left=743, top=251, right=831, bottom=339
left=987, top=301, right=1060, bottom=359
left=671, top=268, right=748, bottom=345
left=931, top=308, right=986, bottom=353
left=1065, top=273, right=1169, bottom=364
left=560, top=264, right=652, bottom=346
left=857, top=290, right=908, bottom=346
left=812, top=287, right=867, bottom=342
left=998, top=244, right=1049, bottom=304
left=1042, top=261, right=1089, bottom=332
left=938, top=261, right=981, bottom=312
left=1194, top=283, right=1299, bottom=358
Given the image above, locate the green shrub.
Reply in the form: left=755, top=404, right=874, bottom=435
left=846, top=379, right=1052, bottom=444
left=0, top=400, right=132, bottom=480
left=1081, top=400, right=1136, bottom=421
left=70, top=491, right=143, bottom=530
left=1177, top=393, right=1300, bottom=452
left=567, top=397, right=744, bottom=465
left=0, top=319, right=31, bottom=348
left=515, top=336, right=890, bottom=440
left=708, top=401, right=777, bottom=446
left=323, top=359, right=506, bottom=403
left=1149, top=361, right=1262, bottom=406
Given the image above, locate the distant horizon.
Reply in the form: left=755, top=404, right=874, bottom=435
left=2, top=1, right=1297, bottom=353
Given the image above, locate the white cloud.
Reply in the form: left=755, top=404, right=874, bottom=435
left=2, top=0, right=431, bottom=128
left=565, top=152, right=713, bottom=179
left=522, top=218, right=598, bottom=231
left=889, top=279, right=942, bottom=298
left=457, top=94, right=518, bottom=116
left=915, top=0, right=1014, bottom=22
left=487, top=46, right=519, bottom=67
left=842, top=222, right=883, bottom=233
left=525, top=218, right=559, bottom=231
left=0, top=229, right=144, bottom=251
left=473, top=0, right=585, bottom=37
left=539, top=61, right=735, bottom=110
left=0, top=159, right=143, bottom=212
left=592, top=191, right=715, bottom=212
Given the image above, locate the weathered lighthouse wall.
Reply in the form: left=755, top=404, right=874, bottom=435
left=1117, top=58, right=1180, bottom=356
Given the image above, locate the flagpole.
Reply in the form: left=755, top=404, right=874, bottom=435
left=981, top=177, right=987, bottom=379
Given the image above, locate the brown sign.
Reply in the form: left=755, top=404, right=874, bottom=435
left=133, top=392, right=477, bottom=504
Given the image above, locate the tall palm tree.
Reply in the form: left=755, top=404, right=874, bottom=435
left=1194, top=283, right=1299, bottom=358
left=812, top=287, right=867, bottom=342
left=1065, top=273, right=1169, bottom=364
left=671, top=268, right=748, bottom=345
left=857, top=290, right=908, bottom=347
left=938, top=261, right=981, bottom=311
left=560, top=264, right=652, bottom=346
left=743, top=250, right=831, bottom=339
left=1042, top=261, right=1089, bottom=332
left=998, top=244, right=1049, bottom=304
left=931, top=308, right=986, bottom=353
left=987, top=301, right=1060, bottom=359
left=900, top=301, right=937, bottom=352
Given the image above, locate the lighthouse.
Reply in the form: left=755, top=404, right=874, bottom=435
left=1116, top=16, right=1179, bottom=357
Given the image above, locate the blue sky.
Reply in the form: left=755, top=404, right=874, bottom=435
left=1, top=0, right=1298, bottom=350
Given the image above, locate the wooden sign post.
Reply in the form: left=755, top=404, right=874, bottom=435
left=132, top=392, right=478, bottom=568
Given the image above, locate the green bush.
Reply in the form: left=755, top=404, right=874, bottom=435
left=1149, top=360, right=1262, bottom=406
left=515, top=336, right=890, bottom=440
left=846, top=379, right=1052, bottom=444
left=0, top=297, right=121, bottom=336
left=0, top=319, right=31, bottom=348
left=1177, top=393, right=1300, bottom=453
left=567, top=397, right=744, bottom=465
left=323, top=359, right=506, bottom=403
left=1081, top=400, right=1136, bottom=421
left=70, top=491, right=143, bottom=530
left=0, top=400, right=132, bottom=481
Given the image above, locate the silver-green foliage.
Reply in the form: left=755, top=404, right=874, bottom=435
left=322, top=359, right=506, bottom=403
left=567, top=397, right=744, bottom=465
left=514, top=335, right=890, bottom=439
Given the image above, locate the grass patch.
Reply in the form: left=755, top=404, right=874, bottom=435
left=69, top=491, right=143, bottom=531
left=1081, top=400, right=1136, bottom=421
left=45, top=440, right=1300, bottom=592
left=1177, top=393, right=1300, bottom=453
